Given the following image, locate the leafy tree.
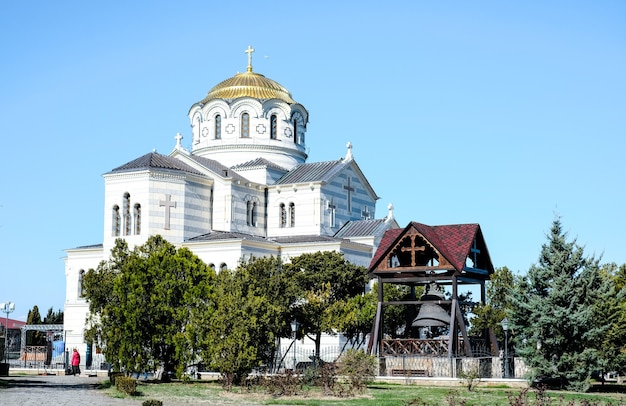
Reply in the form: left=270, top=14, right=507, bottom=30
left=284, top=251, right=369, bottom=358
left=509, top=217, right=612, bottom=391
left=83, top=236, right=216, bottom=379
left=328, top=289, right=377, bottom=352
left=199, top=256, right=289, bottom=388
left=470, top=266, right=514, bottom=339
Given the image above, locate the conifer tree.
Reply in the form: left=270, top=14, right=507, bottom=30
left=510, top=217, right=611, bottom=391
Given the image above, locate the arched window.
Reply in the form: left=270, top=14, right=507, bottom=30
left=279, top=203, right=286, bottom=228
left=293, top=118, right=298, bottom=143
left=251, top=202, right=257, bottom=227
left=246, top=201, right=252, bottom=226
left=133, top=204, right=141, bottom=235
left=78, top=270, right=85, bottom=298
left=246, top=200, right=257, bottom=227
left=241, top=113, right=250, bottom=138
left=215, top=114, right=221, bottom=139
left=328, top=199, right=336, bottom=228
left=219, top=263, right=228, bottom=272
left=208, top=263, right=215, bottom=270
left=123, top=193, right=131, bottom=236
left=270, top=114, right=277, bottom=139
left=112, top=205, right=121, bottom=236
left=289, top=202, right=295, bottom=227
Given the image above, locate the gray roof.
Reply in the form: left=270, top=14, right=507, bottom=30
left=186, top=231, right=273, bottom=244
left=187, top=232, right=357, bottom=246
left=275, top=159, right=344, bottom=185
left=269, top=235, right=344, bottom=244
left=334, top=219, right=388, bottom=238
left=110, top=152, right=204, bottom=176
left=232, top=158, right=288, bottom=172
left=187, top=155, right=249, bottom=182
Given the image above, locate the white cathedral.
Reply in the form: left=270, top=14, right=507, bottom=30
left=63, top=47, right=399, bottom=369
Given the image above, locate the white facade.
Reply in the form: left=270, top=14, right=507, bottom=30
left=64, top=53, right=399, bottom=369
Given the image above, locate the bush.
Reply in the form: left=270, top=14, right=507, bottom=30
left=115, top=376, right=137, bottom=395
left=109, top=371, right=124, bottom=385
left=142, top=400, right=163, bottom=406
left=337, top=349, right=376, bottom=394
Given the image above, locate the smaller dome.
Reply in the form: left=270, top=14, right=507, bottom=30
left=199, top=70, right=296, bottom=105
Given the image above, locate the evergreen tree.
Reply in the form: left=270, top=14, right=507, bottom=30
left=83, top=236, right=217, bottom=379
left=510, top=217, right=611, bottom=391
left=25, top=305, right=42, bottom=345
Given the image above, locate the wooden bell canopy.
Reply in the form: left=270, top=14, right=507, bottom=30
left=367, top=221, right=495, bottom=357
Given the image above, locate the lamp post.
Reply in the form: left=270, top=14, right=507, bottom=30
left=1, top=302, right=15, bottom=364
left=501, top=317, right=509, bottom=378
left=290, top=319, right=298, bottom=372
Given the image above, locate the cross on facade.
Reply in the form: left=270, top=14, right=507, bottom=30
left=159, top=194, right=177, bottom=230
left=245, top=45, right=255, bottom=72
left=343, top=177, right=355, bottom=212
left=361, top=206, right=371, bottom=220
left=401, top=235, right=426, bottom=267
left=470, top=239, right=481, bottom=268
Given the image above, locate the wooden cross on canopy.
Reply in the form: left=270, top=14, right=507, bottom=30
left=400, top=235, right=426, bottom=267
left=470, top=239, right=481, bottom=268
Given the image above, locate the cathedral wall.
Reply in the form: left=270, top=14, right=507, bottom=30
left=190, top=98, right=306, bottom=170
left=266, top=186, right=323, bottom=237
left=64, top=246, right=104, bottom=370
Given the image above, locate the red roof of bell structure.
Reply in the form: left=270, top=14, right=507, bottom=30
left=0, top=318, right=26, bottom=330
left=368, top=221, right=494, bottom=276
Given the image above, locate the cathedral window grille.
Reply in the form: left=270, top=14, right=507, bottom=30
left=241, top=113, right=250, bottom=138
left=78, top=269, right=85, bottom=298
left=246, top=201, right=258, bottom=226
left=270, top=114, right=277, bottom=139
left=215, top=114, right=221, bottom=139
left=123, top=193, right=131, bottom=236
left=328, top=199, right=336, bottom=227
left=279, top=203, right=286, bottom=228
left=246, top=201, right=257, bottom=227
left=112, top=205, right=121, bottom=236
left=289, top=202, right=295, bottom=227
left=133, top=204, right=141, bottom=235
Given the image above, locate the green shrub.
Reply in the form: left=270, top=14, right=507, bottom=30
left=109, top=371, right=124, bottom=385
left=336, top=349, right=376, bottom=394
left=142, top=400, right=163, bottom=406
left=115, top=376, right=137, bottom=395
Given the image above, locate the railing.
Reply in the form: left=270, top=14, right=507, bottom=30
left=382, top=338, right=458, bottom=356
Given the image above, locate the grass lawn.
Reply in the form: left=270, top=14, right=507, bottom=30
left=103, top=380, right=626, bottom=406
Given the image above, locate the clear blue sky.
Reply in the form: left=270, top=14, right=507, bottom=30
left=1, top=1, right=625, bottom=321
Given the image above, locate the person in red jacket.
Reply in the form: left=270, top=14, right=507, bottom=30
left=71, top=348, right=80, bottom=376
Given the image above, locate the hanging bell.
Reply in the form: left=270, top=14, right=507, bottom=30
left=412, top=302, right=450, bottom=327
left=412, top=282, right=450, bottom=327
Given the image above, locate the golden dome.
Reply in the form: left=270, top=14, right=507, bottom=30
left=199, top=70, right=296, bottom=105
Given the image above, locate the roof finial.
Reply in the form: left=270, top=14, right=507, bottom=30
left=386, top=203, right=395, bottom=222
left=175, top=132, right=183, bottom=149
left=345, top=141, right=353, bottom=160
left=245, top=45, right=255, bottom=72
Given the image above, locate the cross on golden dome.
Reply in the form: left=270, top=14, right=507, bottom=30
left=245, top=45, right=255, bottom=72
